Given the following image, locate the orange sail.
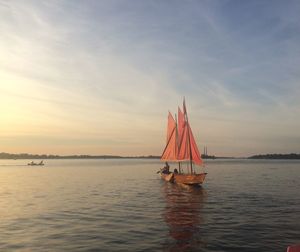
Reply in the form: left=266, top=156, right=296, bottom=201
left=166, top=112, right=175, bottom=143
left=177, top=107, right=185, bottom=145
left=177, top=121, right=203, bottom=165
left=187, top=124, right=203, bottom=165
left=161, top=100, right=203, bottom=167
left=161, top=112, right=177, bottom=161
left=177, top=123, right=190, bottom=161
left=180, top=99, right=203, bottom=165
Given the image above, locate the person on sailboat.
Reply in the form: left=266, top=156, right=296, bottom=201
left=162, top=162, right=170, bottom=174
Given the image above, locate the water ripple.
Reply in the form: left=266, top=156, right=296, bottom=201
left=0, top=159, right=299, bottom=251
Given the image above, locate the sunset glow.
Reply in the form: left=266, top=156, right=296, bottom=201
left=1, top=1, right=300, bottom=156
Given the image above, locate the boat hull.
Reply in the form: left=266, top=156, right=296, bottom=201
left=160, top=172, right=207, bottom=186
left=160, top=173, right=174, bottom=182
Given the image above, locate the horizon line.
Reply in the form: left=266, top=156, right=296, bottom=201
left=1, top=152, right=300, bottom=160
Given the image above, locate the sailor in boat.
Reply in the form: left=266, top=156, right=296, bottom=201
left=162, top=162, right=170, bottom=174
left=159, top=99, right=207, bottom=186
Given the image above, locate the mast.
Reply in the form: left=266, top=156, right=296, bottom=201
left=186, top=116, right=193, bottom=174
left=183, top=98, right=193, bottom=174
left=177, top=107, right=185, bottom=174
left=174, top=113, right=182, bottom=173
left=175, top=113, right=178, bottom=150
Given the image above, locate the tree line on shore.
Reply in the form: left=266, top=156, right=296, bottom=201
left=1, top=152, right=299, bottom=159
left=248, top=153, right=300, bottom=159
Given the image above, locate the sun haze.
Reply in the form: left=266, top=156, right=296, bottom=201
left=1, top=1, right=300, bottom=157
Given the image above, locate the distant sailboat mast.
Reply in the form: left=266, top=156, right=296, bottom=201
left=203, top=146, right=208, bottom=156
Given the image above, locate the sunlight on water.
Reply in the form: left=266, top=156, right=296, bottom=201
left=0, top=159, right=299, bottom=251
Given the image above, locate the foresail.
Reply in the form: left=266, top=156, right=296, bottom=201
left=166, top=112, right=175, bottom=143
left=161, top=112, right=177, bottom=161
left=161, top=127, right=177, bottom=161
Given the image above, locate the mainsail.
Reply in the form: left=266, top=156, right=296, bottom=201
left=161, top=100, right=203, bottom=167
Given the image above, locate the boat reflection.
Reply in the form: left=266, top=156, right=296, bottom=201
left=162, top=183, right=207, bottom=251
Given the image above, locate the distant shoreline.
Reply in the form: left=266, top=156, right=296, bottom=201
left=248, top=153, right=300, bottom=159
left=1, top=152, right=300, bottom=160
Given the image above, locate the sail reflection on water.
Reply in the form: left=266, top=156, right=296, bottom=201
left=162, top=183, right=207, bottom=251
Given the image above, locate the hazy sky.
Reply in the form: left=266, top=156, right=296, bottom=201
left=1, top=0, right=300, bottom=157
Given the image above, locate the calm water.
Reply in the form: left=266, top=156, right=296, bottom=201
left=0, top=159, right=299, bottom=251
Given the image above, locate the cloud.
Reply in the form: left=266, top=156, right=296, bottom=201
left=1, top=0, right=300, bottom=156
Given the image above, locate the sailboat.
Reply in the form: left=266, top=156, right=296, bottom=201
left=27, top=160, right=44, bottom=166
left=159, top=99, right=207, bottom=186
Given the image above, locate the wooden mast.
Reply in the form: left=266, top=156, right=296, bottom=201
left=186, top=117, right=193, bottom=174
left=175, top=113, right=182, bottom=174
left=184, top=98, right=193, bottom=174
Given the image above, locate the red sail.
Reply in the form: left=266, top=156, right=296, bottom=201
left=166, top=112, right=175, bottom=143
left=161, top=112, right=177, bottom=161
left=161, top=100, right=203, bottom=166
left=177, top=107, right=185, bottom=145
left=177, top=123, right=190, bottom=161
left=177, top=122, right=203, bottom=165
left=177, top=99, right=203, bottom=166
left=188, top=124, right=203, bottom=165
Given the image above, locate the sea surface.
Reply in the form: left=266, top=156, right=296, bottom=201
left=0, top=159, right=299, bottom=252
